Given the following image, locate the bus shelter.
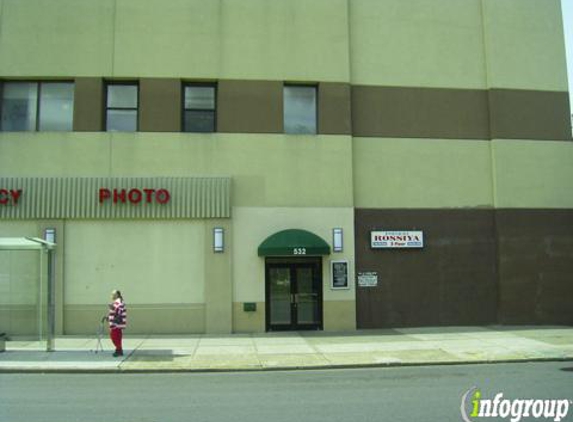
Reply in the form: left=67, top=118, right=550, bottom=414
left=0, top=237, right=56, bottom=351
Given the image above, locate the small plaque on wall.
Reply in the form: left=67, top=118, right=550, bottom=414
left=243, top=303, right=257, bottom=312
left=331, top=260, right=349, bottom=290
left=357, top=272, right=378, bottom=287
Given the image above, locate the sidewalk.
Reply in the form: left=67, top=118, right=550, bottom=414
left=1, top=326, right=572, bottom=373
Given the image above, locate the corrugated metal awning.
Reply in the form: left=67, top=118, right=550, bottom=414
left=0, top=177, right=231, bottom=220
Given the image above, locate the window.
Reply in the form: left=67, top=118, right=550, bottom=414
left=106, top=83, right=138, bottom=132
left=0, top=81, right=74, bottom=131
left=183, top=84, right=216, bottom=132
left=283, top=85, right=317, bottom=134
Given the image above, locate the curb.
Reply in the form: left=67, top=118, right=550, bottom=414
left=1, top=356, right=572, bottom=375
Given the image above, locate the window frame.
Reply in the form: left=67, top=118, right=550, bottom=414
left=182, top=82, right=217, bottom=133
left=283, top=83, right=318, bottom=135
left=104, top=81, right=139, bottom=132
left=0, top=80, right=75, bottom=132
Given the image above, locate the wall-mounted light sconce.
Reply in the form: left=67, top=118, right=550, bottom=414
left=333, top=228, right=343, bottom=252
left=44, top=228, right=56, bottom=244
left=213, top=227, right=224, bottom=253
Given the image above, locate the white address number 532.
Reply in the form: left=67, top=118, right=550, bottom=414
left=293, top=248, right=307, bottom=255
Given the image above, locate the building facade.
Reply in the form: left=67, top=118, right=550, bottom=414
left=0, top=0, right=571, bottom=336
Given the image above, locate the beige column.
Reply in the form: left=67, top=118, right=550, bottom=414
left=204, top=220, right=233, bottom=334
left=38, top=220, right=65, bottom=335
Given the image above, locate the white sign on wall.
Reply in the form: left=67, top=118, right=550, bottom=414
left=371, top=231, right=424, bottom=249
left=357, top=272, right=378, bottom=287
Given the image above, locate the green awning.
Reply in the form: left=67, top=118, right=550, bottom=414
left=258, top=229, right=331, bottom=257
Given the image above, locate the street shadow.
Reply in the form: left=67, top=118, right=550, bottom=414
left=560, top=366, right=573, bottom=372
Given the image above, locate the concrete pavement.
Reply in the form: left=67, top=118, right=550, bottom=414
left=1, top=326, right=572, bottom=373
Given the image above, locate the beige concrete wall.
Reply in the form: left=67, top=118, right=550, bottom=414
left=0, top=133, right=113, bottom=177
left=231, top=207, right=356, bottom=332
left=0, top=0, right=115, bottom=77
left=1, top=0, right=567, bottom=91
left=64, top=220, right=205, bottom=305
left=482, top=0, right=568, bottom=91
left=0, top=0, right=350, bottom=82
left=38, top=220, right=65, bottom=334
left=0, top=133, right=354, bottom=208
left=232, top=302, right=265, bottom=333
left=349, top=0, right=568, bottom=92
left=349, top=0, right=486, bottom=89
left=64, top=304, right=205, bottom=335
left=232, top=207, right=355, bottom=301
left=492, top=140, right=573, bottom=209
left=323, top=300, right=356, bottom=331
left=204, top=219, right=233, bottom=334
left=1, top=131, right=355, bottom=333
left=62, top=220, right=209, bottom=334
left=353, top=137, right=494, bottom=209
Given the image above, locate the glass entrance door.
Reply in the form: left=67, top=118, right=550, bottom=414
left=266, top=258, right=323, bottom=331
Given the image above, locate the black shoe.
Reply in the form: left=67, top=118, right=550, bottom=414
left=113, top=351, right=123, bottom=357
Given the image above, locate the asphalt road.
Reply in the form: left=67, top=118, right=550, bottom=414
left=1, top=362, right=572, bottom=422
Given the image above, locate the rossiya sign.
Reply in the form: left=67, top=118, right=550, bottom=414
left=371, top=231, right=424, bottom=249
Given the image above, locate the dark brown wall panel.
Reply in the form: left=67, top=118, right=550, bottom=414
left=351, top=86, right=491, bottom=140
left=73, top=77, right=103, bottom=131
left=217, top=80, right=283, bottom=134
left=139, top=78, right=181, bottom=132
left=489, top=89, right=572, bottom=141
left=355, top=208, right=573, bottom=328
left=496, top=209, right=573, bottom=325
left=354, top=209, right=498, bottom=328
left=318, top=82, right=351, bottom=135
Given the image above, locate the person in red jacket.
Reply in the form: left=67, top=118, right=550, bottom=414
left=108, top=290, right=127, bottom=357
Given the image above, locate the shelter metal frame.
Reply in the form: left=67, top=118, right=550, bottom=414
left=0, top=237, right=56, bottom=351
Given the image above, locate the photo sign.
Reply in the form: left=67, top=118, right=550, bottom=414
left=371, top=231, right=424, bottom=249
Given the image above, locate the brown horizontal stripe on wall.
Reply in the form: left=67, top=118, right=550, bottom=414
left=318, top=82, right=352, bottom=135
left=352, top=85, right=491, bottom=140
left=139, top=78, right=181, bottom=132
left=496, top=209, right=573, bottom=325
left=217, top=80, right=283, bottom=134
left=352, top=85, right=573, bottom=141
left=73, top=78, right=103, bottom=131
left=354, top=208, right=498, bottom=328
left=489, top=89, right=571, bottom=141
left=69, top=77, right=571, bottom=140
